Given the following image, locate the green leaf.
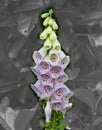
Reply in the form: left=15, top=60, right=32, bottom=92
left=14, top=103, right=39, bottom=130
left=15, top=0, right=44, bottom=12
left=74, top=89, right=96, bottom=112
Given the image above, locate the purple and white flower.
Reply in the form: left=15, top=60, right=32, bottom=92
left=31, top=80, right=41, bottom=97
left=53, top=84, right=71, bottom=100
left=32, top=47, right=47, bottom=64
left=51, top=98, right=72, bottom=111
left=60, top=56, right=70, bottom=69
left=38, top=73, right=52, bottom=85
left=48, top=49, right=60, bottom=65
left=55, top=73, right=68, bottom=84
left=40, top=83, right=53, bottom=99
left=50, top=65, right=63, bottom=79
left=35, top=60, right=50, bottom=74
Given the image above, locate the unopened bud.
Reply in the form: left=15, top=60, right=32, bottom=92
left=49, top=31, right=57, bottom=41
left=44, top=37, right=52, bottom=50
left=52, top=39, right=61, bottom=50
left=43, top=17, right=50, bottom=26
left=41, top=13, right=49, bottom=18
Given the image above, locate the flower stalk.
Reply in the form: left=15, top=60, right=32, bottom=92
left=31, top=9, right=73, bottom=130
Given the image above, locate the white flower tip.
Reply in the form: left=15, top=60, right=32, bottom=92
left=45, top=101, right=52, bottom=122
left=68, top=103, right=73, bottom=108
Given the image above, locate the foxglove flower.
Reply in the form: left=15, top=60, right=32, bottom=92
left=58, top=50, right=70, bottom=69
left=53, top=84, right=71, bottom=100
left=31, top=81, right=53, bottom=100
left=51, top=98, right=72, bottom=111
left=31, top=9, right=73, bottom=126
left=38, top=73, right=52, bottom=85
left=48, top=49, right=60, bottom=65
left=60, top=56, right=70, bottom=69
left=35, top=60, right=50, bottom=74
left=40, top=83, right=53, bottom=99
left=32, top=47, right=47, bottom=64
left=55, top=73, right=68, bottom=84
left=50, top=65, right=63, bottom=79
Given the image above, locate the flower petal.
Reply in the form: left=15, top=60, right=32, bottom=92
left=55, top=73, right=68, bottom=84
left=62, top=92, right=73, bottom=103
left=58, top=50, right=66, bottom=59
left=31, top=66, right=39, bottom=76
left=51, top=99, right=63, bottom=111
left=48, top=49, right=59, bottom=65
left=32, top=47, right=47, bottom=64
left=31, top=81, right=41, bottom=97
left=60, top=56, right=70, bottom=69
left=50, top=65, right=63, bottom=79
left=40, top=84, right=53, bottom=99
left=63, top=102, right=72, bottom=110
left=37, top=60, right=50, bottom=74
left=39, top=73, right=52, bottom=85
left=53, top=84, right=71, bottom=99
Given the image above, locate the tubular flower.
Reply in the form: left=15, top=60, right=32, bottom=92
left=31, top=9, right=73, bottom=125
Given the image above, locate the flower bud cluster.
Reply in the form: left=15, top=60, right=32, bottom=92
left=31, top=9, right=73, bottom=122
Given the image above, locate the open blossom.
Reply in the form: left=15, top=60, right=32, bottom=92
left=31, top=50, right=73, bottom=109
left=32, top=47, right=47, bottom=64
left=53, top=84, right=71, bottom=100
left=31, top=81, right=53, bottom=100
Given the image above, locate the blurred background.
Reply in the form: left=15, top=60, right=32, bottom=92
left=0, top=0, right=102, bottom=130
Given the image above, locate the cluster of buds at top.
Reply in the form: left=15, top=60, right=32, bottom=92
left=31, top=9, right=73, bottom=123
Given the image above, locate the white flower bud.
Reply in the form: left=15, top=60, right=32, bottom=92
left=45, top=101, right=52, bottom=122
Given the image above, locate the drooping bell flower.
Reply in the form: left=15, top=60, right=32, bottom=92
left=32, top=47, right=47, bottom=64
left=53, top=84, right=72, bottom=100
left=50, top=65, right=63, bottom=79
left=55, top=73, right=68, bottom=84
left=51, top=97, right=72, bottom=111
